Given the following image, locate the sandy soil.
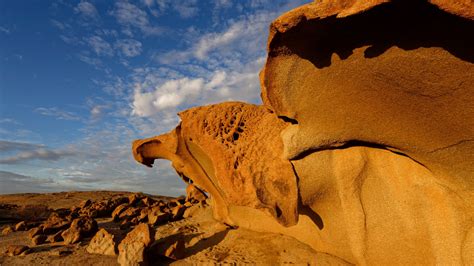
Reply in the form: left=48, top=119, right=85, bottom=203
left=0, top=191, right=349, bottom=265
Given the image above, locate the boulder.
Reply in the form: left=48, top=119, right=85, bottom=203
left=171, top=205, right=186, bottom=221
left=47, top=230, right=64, bottom=243
left=79, top=199, right=92, bottom=209
left=31, top=234, right=47, bottom=246
left=2, top=225, right=14, bottom=236
left=61, top=216, right=98, bottom=244
left=28, top=226, right=43, bottom=238
left=87, top=228, right=117, bottom=256
left=147, top=207, right=171, bottom=225
left=117, top=223, right=152, bottom=266
left=43, top=213, right=70, bottom=235
left=14, top=221, right=27, bottom=231
left=112, top=204, right=129, bottom=221
left=5, top=245, right=30, bottom=256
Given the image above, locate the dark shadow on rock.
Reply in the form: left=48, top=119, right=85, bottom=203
left=299, top=205, right=324, bottom=230
left=147, top=229, right=230, bottom=265
left=269, top=0, right=474, bottom=68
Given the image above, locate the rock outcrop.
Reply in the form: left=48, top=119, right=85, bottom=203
left=132, top=0, right=474, bottom=265
left=133, top=102, right=299, bottom=227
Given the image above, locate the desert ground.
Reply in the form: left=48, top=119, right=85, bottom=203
left=0, top=191, right=347, bottom=265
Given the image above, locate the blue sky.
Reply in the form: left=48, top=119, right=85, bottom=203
left=0, top=0, right=308, bottom=196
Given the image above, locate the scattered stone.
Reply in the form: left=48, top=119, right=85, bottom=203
left=138, top=197, right=155, bottom=207
left=87, top=228, right=117, bottom=256
left=128, top=193, right=145, bottom=206
left=28, top=226, right=43, bottom=238
left=43, top=213, right=70, bottom=235
left=50, top=247, right=72, bottom=256
left=31, top=234, right=47, bottom=246
left=2, top=225, right=14, bottom=236
left=171, top=205, right=186, bottom=220
left=117, top=223, right=152, bottom=266
left=14, top=221, right=27, bottom=231
left=5, top=245, right=30, bottom=256
left=118, top=207, right=140, bottom=220
left=112, top=204, right=129, bottom=221
left=79, top=199, right=92, bottom=209
left=148, top=208, right=171, bottom=225
left=47, top=230, right=64, bottom=243
left=163, top=240, right=185, bottom=260
left=61, top=227, right=81, bottom=245
left=62, top=216, right=98, bottom=245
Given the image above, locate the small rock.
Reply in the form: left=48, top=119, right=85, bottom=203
left=50, top=247, right=72, bottom=256
left=28, top=226, right=43, bottom=238
left=43, top=213, right=70, bottom=234
left=163, top=240, right=185, bottom=260
left=6, top=245, right=30, bottom=256
left=112, top=204, right=129, bottom=221
left=128, top=193, right=145, bottom=206
left=79, top=199, right=92, bottom=209
left=118, top=207, right=140, bottom=220
left=47, top=230, right=63, bottom=243
left=61, top=227, right=81, bottom=245
left=87, top=228, right=117, bottom=256
left=117, top=223, right=152, bottom=266
left=14, top=221, right=27, bottom=231
left=31, top=234, right=47, bottom=246
left=2, top=225, right=14, bottom=236
left=171, top=205, right=187, bottom=220
left=61, top=216, right=98, bottom=244
left=148, top=207, right=171, bottom=225
left=137, top=197, right=155, bottom=207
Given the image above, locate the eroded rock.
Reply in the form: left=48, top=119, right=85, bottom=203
left=87, top=228, right=117, bottom=256
left=5, top=245, right=30, bottom=256
left=117, top=223, right=152, bottom=266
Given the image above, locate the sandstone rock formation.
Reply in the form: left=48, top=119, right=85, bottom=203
left=133, top=102, right=299, bottom=227
left=132, top=0, right=474, bottom=265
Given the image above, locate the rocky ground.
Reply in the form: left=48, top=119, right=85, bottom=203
left=0, top=189, right=336, bottom=265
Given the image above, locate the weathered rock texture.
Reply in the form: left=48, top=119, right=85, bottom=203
left=133, top=0, right=474, bottom=265
left=133, top=103, right=298, bottom=227
left=258, top=0, right=474, bottom=264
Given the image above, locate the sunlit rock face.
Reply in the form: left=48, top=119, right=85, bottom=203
left=260, top=0, right=474, bottom=264
left=133, top=0, right=474, bottom=265
left=132, top=102, right=298, bottom=227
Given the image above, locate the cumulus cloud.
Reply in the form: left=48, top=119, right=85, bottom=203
left=74, top=1, right=100, bottom=19
left=115, top=39, right=143, bottom=57
left=157, top=12, right=275, bottom=65
left=111, top=1, right=163, bottom=36
left=86, top=36, right=113, bottom=56
left=35, top=107, right=81, bottom=121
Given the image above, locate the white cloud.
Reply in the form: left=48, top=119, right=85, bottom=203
left=74, top=1, right=100, bottom=19
left=35, top=107, right=81, bottom=121
left=111, top=1, right=163, bottom=36
left=174, top=0, right=199, bottom=18
left=131, top=60, right=263, bottom=117
left=115, top=39, right=143, bottom=57
left=86, top=36, right=113, bottom=56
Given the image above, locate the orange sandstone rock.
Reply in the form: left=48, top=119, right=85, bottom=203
left=133, top=102, right=298, bottom=227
